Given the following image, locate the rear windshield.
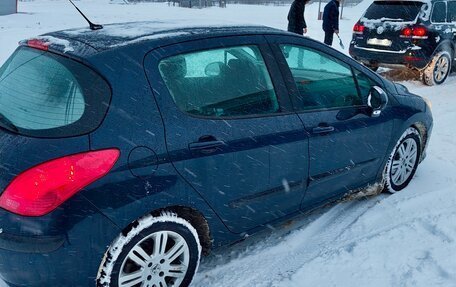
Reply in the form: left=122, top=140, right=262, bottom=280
left=0, top=47, right=111, bottom=137
left=363, top=1, right=424, bottom=22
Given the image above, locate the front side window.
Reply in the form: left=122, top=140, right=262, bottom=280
left=353, top=69, right=377, bottom=99
left=158, top=45, right=279, bottom=118
left=448, top=1, right=456, bottom=22
left=280, top=45, right=361, bottom=111
left=0, top=47, right=111, bottom=137
left=432, top=2, right=447, bottom=22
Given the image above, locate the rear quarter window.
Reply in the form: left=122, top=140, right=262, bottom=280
left=0, top=47, right=111, bottom=138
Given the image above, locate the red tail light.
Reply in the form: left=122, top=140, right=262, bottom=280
left=401, top=27, right=413, bottom=37
left=353, top=22, right=365, bottom=34
left=412, top=26, right=427, bottom=37
left=0, top=149, right=120, bottom=216
left=400, top=26, right=428, bottom=39
left=26, top=39, right=50, bottom=51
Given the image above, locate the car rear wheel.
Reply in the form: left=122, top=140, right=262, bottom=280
left=384, top=128, right=421, bottom=193
left=364, top=62, right=379, bottom=72
left=97, top=213, right=201, bottom=287
left=423, top=51, right=452, bottom=86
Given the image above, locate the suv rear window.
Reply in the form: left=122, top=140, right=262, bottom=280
left=0, top=47, right=111, bottom=138
left=363, top=1, right=424, bottom=22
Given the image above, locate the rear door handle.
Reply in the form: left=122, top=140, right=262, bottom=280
left=312, top=126, right=335, bottom=134
left=189, top=138, right=226, bottom=154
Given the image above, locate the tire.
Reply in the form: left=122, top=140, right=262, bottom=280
left=97, top=213, right=202, bottom=287
left=364, top=63, right=379, bottom=72
left=384, top=128, right=421, bottom=193
left=423, top=51, right=452, bottom=86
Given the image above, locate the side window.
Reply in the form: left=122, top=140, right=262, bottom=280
left=432, top=2, right=447, bottom=22
left=280, top=44, right=361, bottom=111
left=448, top=1, right=456, bottom=22
left=353, top=69, right=377, bottom=101
left=158, top=45, right=279, bottom=118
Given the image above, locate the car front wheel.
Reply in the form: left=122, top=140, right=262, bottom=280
left=423, top=51, right=452, bottom=86
left=97, top=213, right=202, bottom=287
left=384, top=128, right=421, bottom=193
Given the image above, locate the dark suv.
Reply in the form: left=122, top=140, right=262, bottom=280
left=0, top=22, right=432, bottom=287
left=349, top=0, right=456, bottom=85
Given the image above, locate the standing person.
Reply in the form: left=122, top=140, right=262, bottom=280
left=287, top=0, right=310, bottom=35
left=322, top=0, right=340, bottom=46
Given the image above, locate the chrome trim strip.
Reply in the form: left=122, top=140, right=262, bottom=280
left=354, top=46, right=407, bottom=54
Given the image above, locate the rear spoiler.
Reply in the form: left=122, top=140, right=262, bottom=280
left=19, top=35, right=98, bottom=58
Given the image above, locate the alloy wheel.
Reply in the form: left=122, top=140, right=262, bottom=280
left=390, top=138, right=418, bottom=187
left=118, top=231, right=190, bottom=287
left=434, top=55, right=450, bottom=83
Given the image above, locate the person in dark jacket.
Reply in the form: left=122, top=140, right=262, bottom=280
left=287, top=0, right=310, bottom=35
left=322, top=0, right=340, bottom=45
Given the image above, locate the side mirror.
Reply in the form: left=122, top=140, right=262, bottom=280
left=368, top=86, right=388, bottom=117
left=205, top=62, right=223, bottom=77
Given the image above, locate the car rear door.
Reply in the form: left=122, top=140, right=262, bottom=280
left=144, top=36, right=308, bottom=233
left=267, top=35, right=394, bottom=208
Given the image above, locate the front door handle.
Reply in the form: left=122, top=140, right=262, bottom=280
left=189, top=136, right=226, bottom=154
left=312, top=126, right=335, bottom=134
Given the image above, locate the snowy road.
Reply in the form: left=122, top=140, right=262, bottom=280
left=1, top=1, right=456, bottom=286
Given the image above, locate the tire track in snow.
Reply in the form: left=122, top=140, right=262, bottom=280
left=194, top=185, right=456, bottom=287
left=193, top=198, right=385, bottom=286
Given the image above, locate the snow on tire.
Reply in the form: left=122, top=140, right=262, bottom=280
left=423, top=50, right=452, bottom=86
left=384, top=127, right=422, bottom=193
left=96, top=212, right=202, bottom=287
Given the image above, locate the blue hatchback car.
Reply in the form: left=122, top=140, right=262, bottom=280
left=0, top=22, right=432, bottom=287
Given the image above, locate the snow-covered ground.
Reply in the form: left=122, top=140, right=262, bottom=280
left=1, top=1, right=456, bottom=286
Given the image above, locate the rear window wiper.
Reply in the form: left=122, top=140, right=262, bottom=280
left=0, top=112, right=19, bottom=133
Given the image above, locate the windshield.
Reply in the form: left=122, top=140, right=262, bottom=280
left=0, top=47, right=111, bottom=137
left=363, top=1, right=425, bottom=22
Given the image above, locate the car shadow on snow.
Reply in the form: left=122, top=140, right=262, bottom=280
left=379, top=67, right=455, bottom=83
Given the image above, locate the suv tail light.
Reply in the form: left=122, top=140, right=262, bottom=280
left=353, top=22, right=365, bottom=34
left=0, top=149, right=120, bottom=216
left=412, top=26, right=427, bottom=38
left=400, top=26, right=428, bottom=39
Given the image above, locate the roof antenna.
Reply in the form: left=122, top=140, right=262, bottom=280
left=68, top=0, right=103, bottom=31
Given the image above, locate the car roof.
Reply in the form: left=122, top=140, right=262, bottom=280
left=31, top=21, right=285, bottom=57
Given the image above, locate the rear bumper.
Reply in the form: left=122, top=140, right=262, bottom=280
left=0, top=194, right=120, bottom=287
left=0, top=232, right=64, bottom=254
left=349, top=44, right=430, bottom=70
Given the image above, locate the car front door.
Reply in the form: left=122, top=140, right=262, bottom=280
left=144, top=36, right=308, bottom=233
left=267, top=35, right=394, bottom=208
left=447, top=0, right=456, bottom=56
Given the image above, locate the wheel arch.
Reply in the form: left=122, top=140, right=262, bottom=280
left=393, top=121, right=428, bottom=161
left=411, top=121, right=430, bottom=162
left=121, top=205, right=212, bottom=256
left=433, top=40, right=454, bottom=60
